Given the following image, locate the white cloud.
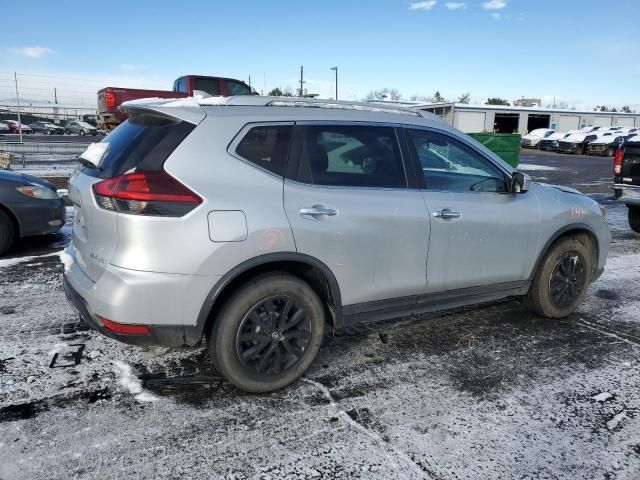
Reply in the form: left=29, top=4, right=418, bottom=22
left=491, top=12, right=501, bottom=19
left=483, top=0, right=507, bottom=10
left=119, top=64, right=146, bottom=72
left=9, top=46, right=55, bottom=59
left=409, top=1, right=437, bottom=11
left=445, top=2, right=466, bottom=10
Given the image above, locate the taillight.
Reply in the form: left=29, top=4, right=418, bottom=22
left=105, top=91, right=116, bottom=108
left=614, top=149, right=624, bottom=175
left=92, top=171, right=202, bottom=216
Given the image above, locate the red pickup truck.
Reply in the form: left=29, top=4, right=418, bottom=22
left=97, top=75, right=252, bottom=130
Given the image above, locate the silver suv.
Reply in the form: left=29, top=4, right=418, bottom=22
left=63, top=97, right=611, bottom=392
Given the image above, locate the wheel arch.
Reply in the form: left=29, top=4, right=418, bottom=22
left=196, top=252, right=343, bottom=341
left=529, top=223, right=600, bottom=280
left=0, top=202, right=21, bottom=239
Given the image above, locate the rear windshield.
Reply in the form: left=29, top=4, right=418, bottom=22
left=81, top=112, right=194, bottom=179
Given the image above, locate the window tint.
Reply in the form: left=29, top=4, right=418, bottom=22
left=81, top=113, right=195, bottom=179
left=297, top=125, right=405, bottom=188
left=194, top=77, right=221, bottom=95
left=227, top=80, right=251, bottom=96
left=408, top=129, right=507, bottom=192
left=236, top=126, right=292, bottom=177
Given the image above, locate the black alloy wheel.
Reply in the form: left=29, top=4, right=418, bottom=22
left=236, top=296, right=311, bottom=376
left=549, top=252, right=587, bottom=309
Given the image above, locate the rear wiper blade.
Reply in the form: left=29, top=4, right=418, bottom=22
left=77, top=157, right=101, bottom=170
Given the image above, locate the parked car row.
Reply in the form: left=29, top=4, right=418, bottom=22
left=0, top=120, right=104, bottom=136
left=522, top=126, right=638, bottom=156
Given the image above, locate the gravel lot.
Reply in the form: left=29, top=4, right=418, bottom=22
left=1, top=151, right=639, bottom=479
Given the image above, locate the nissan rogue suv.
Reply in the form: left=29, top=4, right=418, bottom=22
left=62, top=96, right=611, bottom=392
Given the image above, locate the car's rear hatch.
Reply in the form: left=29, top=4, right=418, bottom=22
left=68, top=104, right=205, bottom=282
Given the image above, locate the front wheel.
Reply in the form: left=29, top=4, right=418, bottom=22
left=208, top=272, right=325, bottom=393
left=0, top=210, right=15, bottom=256
left=525, top=236, right=593, bottom=318
left=629, top=206, right=640, bottom=233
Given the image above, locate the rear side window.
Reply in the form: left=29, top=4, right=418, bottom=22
left=297, top=125, right=405, bottom=188
left=83, top=113, right=194, bottom=179
left=194, top=78, right=221, bottom=95
left=235, top=126, right=292, bottom=177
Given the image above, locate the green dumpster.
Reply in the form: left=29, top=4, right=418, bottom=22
left=468, top=133, right=521, bottom=168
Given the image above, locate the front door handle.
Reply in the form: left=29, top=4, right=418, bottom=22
left=432, top=208, right=461, bottom=219
left=299, top=205, right=338, bottom=218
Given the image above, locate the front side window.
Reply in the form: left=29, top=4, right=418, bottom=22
left=227, top=80, right=251, bottom=96
left=297, top=125, right=405, bottom=188
left=407, top=129, right=507, bottom=192
left=236, top=125, right=292, bottom=177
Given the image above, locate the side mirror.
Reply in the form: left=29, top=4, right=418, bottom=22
left=510, top=171, right=529, bottom=193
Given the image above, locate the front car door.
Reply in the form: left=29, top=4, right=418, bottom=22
left=284, top=123, right=430, bottom=306
left=405, top=127, right=540, bottom=293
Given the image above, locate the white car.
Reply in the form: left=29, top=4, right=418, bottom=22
left=0, top=122, right=9, bottom=135
left=521, top=128, right=555, bottom=148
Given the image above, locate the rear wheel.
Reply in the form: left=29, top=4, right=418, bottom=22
left=629, top=206, right=640, bottom=233
left=525, top=236, right=593, bottom=318
left=208, top=272, right=325, bottom=393
left=0, top=210, right=16, bottom=256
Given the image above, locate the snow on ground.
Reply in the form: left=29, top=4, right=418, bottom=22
left=1, top=154, right=639, bottom=479
left=518, top=163, right=560, bottom=171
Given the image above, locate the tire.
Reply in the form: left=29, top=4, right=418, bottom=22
left=525, top=236, right=593, bottom=318
left=0, top=209, right=16, bottom=257
left=65, top=129, right=71, bottom=135
left=208, top=272, right=325, bottom=393
left=80, top=130, right=85, bottom=136
left=629, top=206, right=640, bottom=233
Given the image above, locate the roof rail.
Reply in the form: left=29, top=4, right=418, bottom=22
left=265, top=98, right=422, bottom=117
left=124, top=95, right=425, bottom=117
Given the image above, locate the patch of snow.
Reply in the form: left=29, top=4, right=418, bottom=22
left=0, top=250, right=63, bottom=269
left=593, top=392, right=613, bottom=402
left=606, top=412, right=626, bottom=430
left=113, top=360, right=143, bottom=395
left=79, top=143, right=109, bottom=167
left=58, top=248, right=74, bottom=273
left=135, top=391, right=159, bottom=403
left=518, top=164, right=560, bottom=171
left=113, top=360, right=159, bottom=403
left=47, top=343, right=69, bottom=356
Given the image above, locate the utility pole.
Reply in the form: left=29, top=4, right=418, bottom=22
left=248, top=75, right=252, bottom=90
left=299, top=66, right=304, bottom=97
left=330, top=66, right=338, bottom=100
left=14, top=72, right=22, bottom=143
left=54, top=87, right=58, bottom=104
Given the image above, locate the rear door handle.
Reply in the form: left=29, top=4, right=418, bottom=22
left=432, top=208, right=461, bottom=219
left=299, top=206, right=338, bottom=218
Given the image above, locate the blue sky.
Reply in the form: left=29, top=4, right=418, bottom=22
left=0, top=0, right=638, bottom=109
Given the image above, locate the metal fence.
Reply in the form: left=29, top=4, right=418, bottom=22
left=0, top=141, right=88, bottom=177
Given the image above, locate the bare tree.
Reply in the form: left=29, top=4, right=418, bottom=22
left=365, top=88, right=402, bottom=101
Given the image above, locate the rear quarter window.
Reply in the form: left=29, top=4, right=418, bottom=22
left=235, top=125, right=292, bottom=177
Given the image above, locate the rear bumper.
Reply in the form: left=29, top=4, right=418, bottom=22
left=62, top=273, right=196, bottom=346
left=613, top=183, right=640, bottom=206
left=61, top=244, right=217, bottom=347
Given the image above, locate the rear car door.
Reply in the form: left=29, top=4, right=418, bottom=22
left=405, top=128, right=540, bottom=293
left=283, top=123, right=429, bottom=306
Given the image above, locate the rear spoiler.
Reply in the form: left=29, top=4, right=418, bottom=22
left=123, top=101, right=206, bottom=125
